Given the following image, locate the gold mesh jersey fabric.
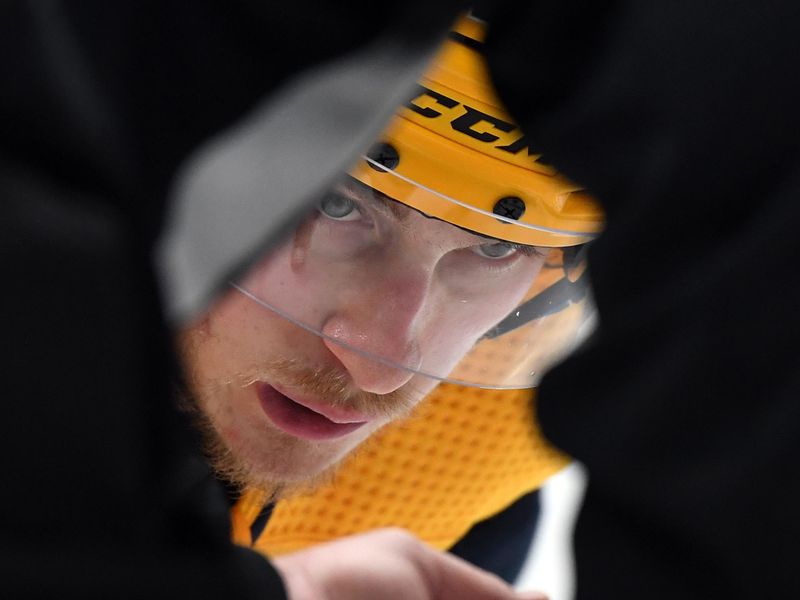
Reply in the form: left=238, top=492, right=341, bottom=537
left=230, top=384, right=569, bottom=556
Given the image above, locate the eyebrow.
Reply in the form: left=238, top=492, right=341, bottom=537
left=340, top=177, right=413, bottom=222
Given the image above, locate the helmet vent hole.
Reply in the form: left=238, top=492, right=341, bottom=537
left=366, top=142, right=400, bottom=172
left=493, top=196, right=526, bottom=221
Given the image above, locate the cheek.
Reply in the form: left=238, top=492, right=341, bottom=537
left=182, top=293, right=288, bottom=397
left=237, top=241, right=337, bottom=331
left=202, top=293, right=268, bottom=377
left=462, top=259, right=547, bottom=329
left=416, top=261, right=545, bottom=373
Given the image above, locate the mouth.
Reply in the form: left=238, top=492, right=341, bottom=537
left=256, top=382, right=369, bottom=441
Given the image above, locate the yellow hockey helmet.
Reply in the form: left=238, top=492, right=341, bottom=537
left=350, top=15, right=602, bottom=248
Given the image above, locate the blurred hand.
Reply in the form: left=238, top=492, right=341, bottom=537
left=273, top=528, right=547, bottom=600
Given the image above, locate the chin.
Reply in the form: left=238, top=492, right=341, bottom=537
left=231, top=423, right=375, bottom=492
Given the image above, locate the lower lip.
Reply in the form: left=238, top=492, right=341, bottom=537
left=256, top=384, right=367, bottom=441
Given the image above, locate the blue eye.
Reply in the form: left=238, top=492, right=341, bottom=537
left=472, top=242, right=518, bottom=259
left=318, top=192, right=362, bottom=221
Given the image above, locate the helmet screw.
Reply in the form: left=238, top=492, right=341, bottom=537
left=493, top=196, right=526, bottom=221
left=366, top=142, right=400, bottom=172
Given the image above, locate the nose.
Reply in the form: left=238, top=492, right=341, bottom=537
left=320, top=272, right=428, bottom=395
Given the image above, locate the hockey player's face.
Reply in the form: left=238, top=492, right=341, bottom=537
left=179, top=181, right=544, bottom=494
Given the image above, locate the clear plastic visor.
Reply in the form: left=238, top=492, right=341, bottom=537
left=218, top=173, right=595, bottom=391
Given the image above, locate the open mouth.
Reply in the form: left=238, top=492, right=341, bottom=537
left=256, top=383, right=368, bottom=441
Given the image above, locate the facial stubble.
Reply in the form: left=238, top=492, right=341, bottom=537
left=178, top=334, right=421, bottom=500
